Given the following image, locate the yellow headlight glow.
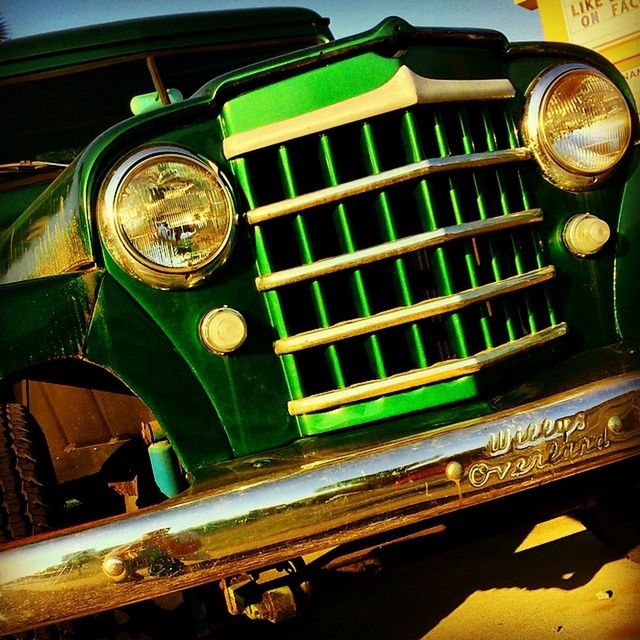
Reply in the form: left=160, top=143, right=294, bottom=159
left=523, top=64, right=632, bottom=190
left=99, top=147, right=235, bottom=289
left=116, top=157, right=232, bottom=271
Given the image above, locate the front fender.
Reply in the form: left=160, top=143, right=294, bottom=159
left=0, top=270, right=101, bottom=377
left=84, top=274, right=233, bottom=473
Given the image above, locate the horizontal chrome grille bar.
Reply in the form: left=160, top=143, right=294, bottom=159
left=224, top=66, right=515, bottom=159
left=275, top=266, right=556, bottom=355
left=257, top=208, right=543, bottom=291
left=288, top=323, right=568, bottom=415
left=247, top=148, right=532, bottom=226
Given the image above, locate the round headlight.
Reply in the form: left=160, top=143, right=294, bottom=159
left=99, top=147, right=235, bottom=288
left=523, top=64, right=632, bottom=190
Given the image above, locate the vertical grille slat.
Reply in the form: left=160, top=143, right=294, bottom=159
left=361, top=120, right=429, bottom=369
left=235, top=157, right=305, bottom=400
left=277, top=145, right=347, bottom=390
left=503, top=108, right=558, bottom=328
left=401, top=110, right=470, bottom=359
left=481, top=106, right=539, bottom=336
left=319, top=133, right=388, bottom=379
left=230, top=67, right=564, bottom=422
left=458, top=109, right=517, bottom=343
left=433, top=107, right=494, bottom=351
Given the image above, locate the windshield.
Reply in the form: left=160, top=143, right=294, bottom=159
left=0, top=37, right=319, bottom=169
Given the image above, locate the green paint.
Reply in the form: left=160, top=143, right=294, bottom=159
left=278, top=144, right=346, bottom=389
left=297, top=375, right=481, bottom=436
left=84, top=273, right=234, bottom=473
left=0, top=163, right=92, bottom=285
left=0, top=11, right=636, bottom=478
left=233, top=159, right=304, bottom=402
left=433, top=108, right=493, bottom=348
left=0, top=271, right=101, bottom=377
left=0, top=8, right=330, bottom=80
left=614, top=147, right=640, bottom=339
left=402, top=110, right=470, bottom=358
left=222, top=53, right=400, bottom=136
left=458, top=108, right=515, bottom=342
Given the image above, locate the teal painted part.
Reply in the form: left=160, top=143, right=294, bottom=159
left=615, top=147, right=640, bottom=340
left=130, top=89, right=184, bottom=116
left=0, top=271, right=102, bottom=378
left=84, top=273, right=233, bottom=474
left=0, top=163, right=93, bottom=285
left=148, top=441, right=181, bottom=498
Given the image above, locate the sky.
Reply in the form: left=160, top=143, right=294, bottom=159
left=0, top=0, right=544, bottom=42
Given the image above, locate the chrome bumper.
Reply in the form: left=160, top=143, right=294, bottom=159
left=1, top=373, right=640, bottom=634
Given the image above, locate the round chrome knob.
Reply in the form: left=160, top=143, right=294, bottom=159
left=103, top=556, right=126, bottom=577
left=199, top=307, right=247, bottom=354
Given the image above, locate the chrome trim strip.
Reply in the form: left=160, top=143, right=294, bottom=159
left=246, top=148, right=532, bottom=225
left=257, top=209, right=543, bottom=291
left=288, top=324, right=567, bottom=415
left=275, top=266, right=555, bottom=355
left=224, top=66, right=515, bottom=159
left=2, top=370, right=639, bottom=635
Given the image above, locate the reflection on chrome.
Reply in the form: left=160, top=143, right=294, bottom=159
left=1, top=373, right=639, bottom=635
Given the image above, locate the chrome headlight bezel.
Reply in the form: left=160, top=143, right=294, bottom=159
left=522, top=63, right=632, bottom=191
left=98, top=146, right=236, bottom=290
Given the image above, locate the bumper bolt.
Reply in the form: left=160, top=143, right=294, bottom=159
left=103, top=556, right=126, bottom=577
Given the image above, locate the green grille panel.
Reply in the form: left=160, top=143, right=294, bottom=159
left=233, top=93, right=562, bottom=428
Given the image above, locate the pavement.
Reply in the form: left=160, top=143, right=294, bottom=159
left=208, top=514, right=640, bottom=640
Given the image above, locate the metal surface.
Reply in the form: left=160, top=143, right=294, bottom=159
left=199, top=307, right=248, bottom=354
left=246, top=148, right=532, bottom=225
left=287, top=324, right=567, bottom=415
left=223, top=66, right=515, bottom=159
left=2, top=372, right=639, bottom=635
left=275, top=267, right=555, bottom=355
left=257, top=209, right=544, bottom=291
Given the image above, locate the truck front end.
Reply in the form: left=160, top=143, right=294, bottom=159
left=1, top=15, right=639, bottom=635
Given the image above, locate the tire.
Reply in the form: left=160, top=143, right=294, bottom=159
left=0, top=403, right=57, bottom=542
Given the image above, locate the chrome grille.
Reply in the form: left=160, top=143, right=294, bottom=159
left=228, top=68, right=565, bottom=420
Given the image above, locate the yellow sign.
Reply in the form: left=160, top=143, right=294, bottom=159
left=560, top=0, right=639, bottom=49
left=516, top=0, right=640, bottom=107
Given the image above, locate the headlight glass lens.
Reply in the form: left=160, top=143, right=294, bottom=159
left=114, top=154, right=233, bottom=272
left=540, top=69, right=631, bottom=175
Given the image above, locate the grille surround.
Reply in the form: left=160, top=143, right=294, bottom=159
left=227, top=64, right=565, bottom=428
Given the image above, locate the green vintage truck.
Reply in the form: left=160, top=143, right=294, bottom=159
left=0, top=6, right=639, bottom=635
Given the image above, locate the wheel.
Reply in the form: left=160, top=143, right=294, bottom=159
left=0, top=403, right=57, bottom=542
left=0, top=403, right=64, bottom=638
